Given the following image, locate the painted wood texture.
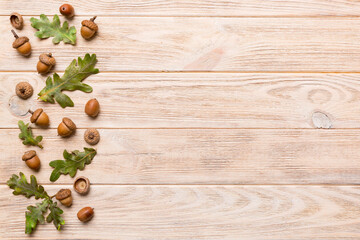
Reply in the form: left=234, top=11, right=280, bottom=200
left=3, top=0, right=360, bottom=16
left=2, top=0, right=360, bottom=239
left=2, top=16, right=360, bottom=72
left=1, top=185, right=360, bottom=239
left=2, top=72, right=360, bottom=129
left=2, top=128, right=360, bottom=185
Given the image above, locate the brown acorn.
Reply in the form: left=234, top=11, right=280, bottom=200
left=29, top=108, right=50, bottom=127
left=56, top=189, right=73, bottom=207
left=85, top=98, right=100, bottom=117
left=10, top=13, right=23, bottom=29
left=58, top=117, right=76, bottom=137
left=59, top=4, right=75, bottom=18
left=81, top=16, right=98, bottom=40
left=77, top=207, right=94, bottom=222
left=11, top=30, right=31, bottom=56
left=16, top=82, right=33, bottom=99
left=37, top=53, right=56, bottom=74
left=74, top=176, right=90, bottom=195
left=22, top=150, right=40, bottom=170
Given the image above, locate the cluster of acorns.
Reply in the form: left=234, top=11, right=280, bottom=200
left=11, top=3, right=100, bottom=223
left=11, top=3, right=98, bottom=60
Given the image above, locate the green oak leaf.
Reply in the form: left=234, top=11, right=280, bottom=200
left=18, top=121, right=43, bottom=149
left=38, top=53, right=99, bottom=108
left=30, top=14, right=76, bottom=44
left=46, top=201, right=65, bottom=231
left=25, top=199, right=50, bottom=234
left=7, top=172, right=48, bottom=199
left=7, top=173, right=66, bottom=234
left=49, top=147, right=97, bottom=182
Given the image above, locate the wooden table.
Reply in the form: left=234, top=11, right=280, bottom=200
left=1, top=0, right=360, bottom=239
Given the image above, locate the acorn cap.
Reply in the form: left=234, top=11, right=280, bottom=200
left=82, top=19, right=98, bottom=32
left=74, top=176, right=90, bottom=195
left=16, top=82, right=33, bottom=99
left=30, top=108, right=43, bottom=123
left=63, top=118, right=76, bottom=131
left=56, top=189, right=72, bottom=200
left=10, top=13, right=24, bottom=30
left=12, top=36, right=29, bottom=48
left=22, top=150, right=36, bottom=161
left=84, top=128, right=100, bottom=145
left=39, top=53, right=56, bottom=66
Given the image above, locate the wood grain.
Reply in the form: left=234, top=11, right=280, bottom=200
left=3, top=72, right=360, bottom=129
left=3, top=0, right=360, bottom=16
left=2, top=128, right=360, bottom=185
left=2, top=16, right=360, bottom=72
left=1, top=185, right=360, bottom=239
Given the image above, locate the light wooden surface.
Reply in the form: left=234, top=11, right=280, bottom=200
left=1, top=0, right=360, bottom=239
left=2, top=128, right=360, bottom=185
left=3, top=72, right=360, bottom=129
left=2, top=16, right=360, bottom=72
left=2, top=185, right=360, bottom=239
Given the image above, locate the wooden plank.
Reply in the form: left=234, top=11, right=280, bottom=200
left=2, top=16, right=360, bottom=72
left=2, top=128, right=360, bottom=185
left=3, top=0, right=360, bottom=16
left=3, top=72, right=360, bottom=129
left=2, top=185, right=360, bottom=239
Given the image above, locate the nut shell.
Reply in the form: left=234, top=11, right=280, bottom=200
left=10, top=13, right=24, bottom=29
left=63, top=117, right=76, bottom=131
left=16, top=82, right=33, bottom=99
left=84, top=129, right=100, bottom=145
left=30, top=108, right=50, bottom=126
left=56, top=189, right=73, bottom=207
left=81, top=19, right=98, bottom=32
left=30, top=108, right=43, bottom=123
left=85, top=98, right=100, bottom=117
left=22, top=151, right=40, bottom=170
left=16, top=42, right=32, bottom=56
left=39, top=53, right=56, bottom=66
left=56, top=189, right=71, bottom=200
left=22, top=150, right=36, bottom=161
left=58, top=118, right=76, bottom=137
left=74, top=176, right=90, bottom=195
left=12, top=36, right=29, bottom=48
left=59, top=4, right=75, bottom=18
left=77, top=207, right=94, bottom=222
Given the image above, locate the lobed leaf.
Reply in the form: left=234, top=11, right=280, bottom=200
left=18, top=121, right=43, bottom=148
left=7, top=172, right=48, bottom=199
left=46, top=201, right=65, bottom=231
left=25, top=199, right=50, bottom=234
left=30, top=14, right=76, bottom=44
left=7, top=173, right=66, bottom=234
left=49, top=148, right=97, bottom=182
left=38, top=53, right=99, bottom=108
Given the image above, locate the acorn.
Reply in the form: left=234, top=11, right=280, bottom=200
left=73, top=176, right=90, bottom=195
left=15, top=82, right=33, bottom=99
left=81, top=16, right=98, bottom=40
left=37, top=53, right=56, bottom=74
left=84, top=129, right=100, bottom=145
left=85, top=98, right=100, bottom=117
left=29, top=108, right=50, bottom=127
left=77, top=207, right=94, bottom=222
left=56, top=189, right=73, bottom=207
left=11, top=30, right=31, bottom=56
left=22, top=150, right=40, bottom=170
left=10, top=13, right=24, bottom=29
left=57, top=117, right=76, bottom=137
left=59, top=4, right=75, bottom=18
